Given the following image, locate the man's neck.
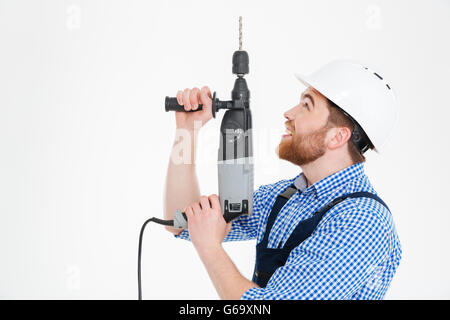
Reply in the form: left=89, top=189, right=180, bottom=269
left=300, top=152, right=355, bottom=187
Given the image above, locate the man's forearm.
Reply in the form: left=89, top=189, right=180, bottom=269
left=164, top=129, right=200, bottom=234
left=197, top=244, right=259, bottom=300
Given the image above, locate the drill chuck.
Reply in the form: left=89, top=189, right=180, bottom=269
left=232, top=50, right=249, bottom=75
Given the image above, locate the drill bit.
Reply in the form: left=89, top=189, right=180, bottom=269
left=239, top=16, right=242, bottom=50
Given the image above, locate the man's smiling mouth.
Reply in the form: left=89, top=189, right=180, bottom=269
left=282, top=124, right=294, bottom=138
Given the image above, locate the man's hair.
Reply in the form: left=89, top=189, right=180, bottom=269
left=325, top=99, right=366, bottom=164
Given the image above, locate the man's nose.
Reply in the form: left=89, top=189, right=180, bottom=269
left=284, top=105, right=298, bottom=120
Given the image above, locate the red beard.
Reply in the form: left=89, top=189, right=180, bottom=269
left=278, top=124, right=330, bottom=166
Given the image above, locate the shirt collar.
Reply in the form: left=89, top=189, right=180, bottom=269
left=294, top=163, right=365, bottom=200
left=293, top=173, right=308, bottom=191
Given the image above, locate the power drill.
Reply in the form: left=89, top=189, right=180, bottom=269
left=165, top=18, right=253, bottom=228
left=138, top=17, right=253, bottom=299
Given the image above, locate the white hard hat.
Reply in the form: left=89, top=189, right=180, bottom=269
left=295, top=60, right=398, bottom=153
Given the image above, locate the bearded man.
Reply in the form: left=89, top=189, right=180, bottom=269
left=163, top=61, right=402, bottom=300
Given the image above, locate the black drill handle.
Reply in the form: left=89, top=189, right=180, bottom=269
left=165, top=97, right=203, bottom=112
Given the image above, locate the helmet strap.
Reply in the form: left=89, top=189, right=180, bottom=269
left=336, top=107, right=374, bottom=155
left=350, top=122, right=372, bottom=154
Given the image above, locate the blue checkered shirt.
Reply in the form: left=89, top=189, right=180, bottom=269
left=176, top=163, right=402, bottom=300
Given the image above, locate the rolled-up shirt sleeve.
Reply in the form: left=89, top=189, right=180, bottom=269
left=241, top=204, right=390, bottom=300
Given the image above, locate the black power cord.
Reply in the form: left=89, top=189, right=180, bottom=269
left=138, top=217, right=174, bottom=300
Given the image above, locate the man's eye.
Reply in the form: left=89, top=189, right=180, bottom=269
left=303, top=103, right=309, bottom=110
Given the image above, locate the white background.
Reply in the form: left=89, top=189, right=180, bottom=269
left=0, top=0, right=449, bottom=299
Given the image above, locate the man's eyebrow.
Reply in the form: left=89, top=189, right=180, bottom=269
left=301, top=93, right=315, bottom=107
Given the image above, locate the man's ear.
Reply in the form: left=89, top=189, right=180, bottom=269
left=327, top=127, right=352, bottom=150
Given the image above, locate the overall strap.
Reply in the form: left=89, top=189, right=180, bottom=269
left=283, top=191, right=390, bottom=250
left=320, top=191, right=390, bottom=216
left=260, top=184, right=297, bottom=247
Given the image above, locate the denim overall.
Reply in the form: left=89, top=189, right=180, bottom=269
left=252, top=184, right=390, bottom=288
